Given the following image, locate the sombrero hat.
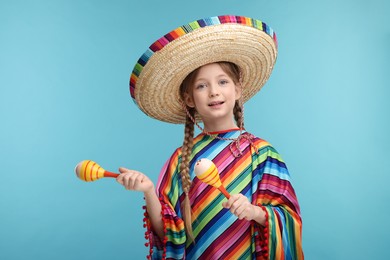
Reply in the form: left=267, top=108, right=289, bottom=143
left=129, top=15, right=278, bottom=124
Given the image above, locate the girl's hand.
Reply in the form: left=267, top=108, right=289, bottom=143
left=116, top=167, right=154, bottom=194
left=222, top=194, right=264, bottom=222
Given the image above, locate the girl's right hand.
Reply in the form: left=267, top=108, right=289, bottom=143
left=116, top=167, right=154, bottom=194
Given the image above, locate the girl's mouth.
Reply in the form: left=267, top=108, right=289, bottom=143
left=208, top=101, right=224, bottom=107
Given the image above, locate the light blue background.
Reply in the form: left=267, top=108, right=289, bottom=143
left=1, top=0, right=389, bottom=259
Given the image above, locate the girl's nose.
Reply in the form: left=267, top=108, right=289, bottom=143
left=209, top=84, right=220, bottom=97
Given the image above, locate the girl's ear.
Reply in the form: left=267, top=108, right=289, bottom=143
left=183, top=93, right=195, bottom=108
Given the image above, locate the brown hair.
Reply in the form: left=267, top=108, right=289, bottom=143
left=178, top=62, right=244, bottom=241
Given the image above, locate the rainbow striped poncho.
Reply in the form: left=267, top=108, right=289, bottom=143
left=144, top=129, right=303, bottom=259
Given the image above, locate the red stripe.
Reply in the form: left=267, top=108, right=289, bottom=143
left=84, top=160, right=93, bottom=181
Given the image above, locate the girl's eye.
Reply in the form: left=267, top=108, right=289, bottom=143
left=219, top=79, right=229, bottom=85
left=196, top=83, right=207, bottom=89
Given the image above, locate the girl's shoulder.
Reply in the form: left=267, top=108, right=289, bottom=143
left=245, top=132, right=272, bottom=148
left=252, top=135, right=271, bottom=147
left=168, top=146, right=182, bottom=162
left=251, top=135, right=282, bottom=156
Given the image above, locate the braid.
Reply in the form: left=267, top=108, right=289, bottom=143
left=180, top=107, right=195, bottom=241
left=234, top=100, right=244, bottom=129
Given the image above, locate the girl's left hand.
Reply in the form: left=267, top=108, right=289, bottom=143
left=222, top=194, right=258, bottom=221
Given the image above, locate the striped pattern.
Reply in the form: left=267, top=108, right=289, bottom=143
left=76, top=160, right=106, bottom=182
left=129, top=15, right=277, bottom=102
left=146, top=130, right=303, bottom=259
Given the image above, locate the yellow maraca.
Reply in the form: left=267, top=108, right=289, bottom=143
left=194, top=158, right=230, bottom=199
left=75, top=160, right=119, bottom=182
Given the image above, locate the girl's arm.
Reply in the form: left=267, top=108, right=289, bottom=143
left=116, top=168, right=164, bottom=240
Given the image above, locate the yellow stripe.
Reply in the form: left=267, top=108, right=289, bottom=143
left=85, top=161, right=94, bottom=182
left=80, top=160, right=89, bottom=181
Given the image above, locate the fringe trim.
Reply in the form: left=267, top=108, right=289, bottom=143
left=142, top=203, right=153, bottom=259
left=160, top=197, right=168, bottom=259
left=258, top=204, right=270, bottom=260
left=143, top=197, right=168, bottom=260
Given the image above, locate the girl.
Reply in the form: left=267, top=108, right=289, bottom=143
left=118, top=15, right=303, bottom=259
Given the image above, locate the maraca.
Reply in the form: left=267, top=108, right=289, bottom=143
left=75, top=160, right=119, bottom=182
left=194, top=158, right=230, bottom=199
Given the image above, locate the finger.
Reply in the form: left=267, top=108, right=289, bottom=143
left=232, top=197, right=250, bottom=216
left=222, top=201, right=233, bottom=209
left=130, top=172, right=145, bottom=190
left=244, top=206, right=256, bottom=221
left=121, top=174, right=129, bottom=189
left=232, top=203, right=246, bottom=218
left=229, top=196, right=244, bottom=211
left=118, top=167, right=130, bottom=173
left=116, top=174, right=124, bottom=185
left=240, top=206, right=253, bottom=220
left=234, top=203, right=245, bottom=216
left=226, top=194, right=240, bottom=208
left=232, top=203, right=248, bottom=219
left=121, top=173, right=132, bottom=189
left=239, top=204, right=256, bottom=221
left=126, top=173, right=138, bottom=190
left=116, top=171, right=131, bottom=185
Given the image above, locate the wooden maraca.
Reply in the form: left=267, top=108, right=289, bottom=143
left=194, top=158, right=230, bottom=199
left=75, top=160, right=119, bottom=182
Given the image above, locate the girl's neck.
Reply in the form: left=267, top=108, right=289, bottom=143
left=203, top=119, right=238, bottom=133
left=204, top=128, right=242, bottom=135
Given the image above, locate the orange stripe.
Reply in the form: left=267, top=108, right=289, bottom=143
left=175, top=27, right=186, bottom=37
left=244, top=16, right=252, bottom=26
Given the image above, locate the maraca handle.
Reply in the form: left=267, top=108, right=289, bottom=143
left=104, top=171, right=120, bottom=178
left=218, top=186, right=230, bottom=199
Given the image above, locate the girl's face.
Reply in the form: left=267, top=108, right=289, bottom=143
left=184, top=63, right=241, bottom=130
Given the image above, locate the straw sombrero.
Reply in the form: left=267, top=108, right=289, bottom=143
left=129, top=15, right=278, bottom=124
